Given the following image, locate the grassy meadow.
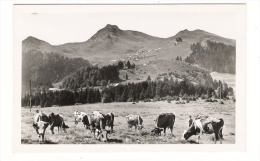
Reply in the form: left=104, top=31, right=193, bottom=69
left=21, top=99, right=235, bottom=144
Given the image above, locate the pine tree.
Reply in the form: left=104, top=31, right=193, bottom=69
left=147, top=75, right=151, bottom=81
left=127, top=61, right=131, bottom=69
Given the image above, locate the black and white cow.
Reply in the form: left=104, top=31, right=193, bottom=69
left=182, top=115, right=224, bottom=144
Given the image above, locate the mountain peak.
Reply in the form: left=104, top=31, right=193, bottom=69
left=178, top=29, right=190, bottom=34
left=105, top=24, right=119, bottom=29
left=104, top=24, right=122, bottom=34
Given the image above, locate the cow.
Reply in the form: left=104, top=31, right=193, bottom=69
left=48, top=113, right=69, bottom=134
left=151, top=127, right=163, bottom=136
left=73, top=110, right=87, bottom=126
left=182, top=115, right=224, bottom=144
left=154, top=113, right=175, bottom=137
left=32, top=110, right=49, bottom=143
left=88, top=111, right=115, bottom=142
left=126, top=114, right=144, bottom=131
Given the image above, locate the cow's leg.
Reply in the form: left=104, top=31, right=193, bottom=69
left=213, top=134, right=217, bottom=144
left=170, top=127, right=175, bottom=137
left=164, top=128, right=166, bottom=136
left=50, top=126, right=54, bottom=134
left=111, top=125, right=114, bottom=133
left=197, top=135, right=200, bottom=144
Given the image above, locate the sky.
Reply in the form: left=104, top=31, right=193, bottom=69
left=15, top=5, right=240, bottom=45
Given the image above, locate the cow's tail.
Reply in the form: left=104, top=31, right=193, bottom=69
left=108, top=113, right=114, bottom=127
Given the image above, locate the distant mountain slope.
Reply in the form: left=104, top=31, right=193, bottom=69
left=23, top=24, right=235, bottom=66
left=22, top=24, right=236, bottom=91
left=167, top=29, right=236, bottom=46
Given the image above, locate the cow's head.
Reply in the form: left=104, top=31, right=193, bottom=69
left=95, top=129, right=108, bottom=142
left=73, top=110, right=80, bottom=117
left=183, top=123, right=198, bottom=140
left=151, top=127, right=163, bottom=135
left=33, top=121, right=49, bottom=142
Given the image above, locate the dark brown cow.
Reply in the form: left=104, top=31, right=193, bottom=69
left=48, top=113, right=69, bottom=134
left=183, top=115, right=224, bottom=144
left=154, top=113, right=175, bottom=137
left=32, top=110, right=49, bottom=143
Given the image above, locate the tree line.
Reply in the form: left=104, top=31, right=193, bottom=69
left=22, top=76, right=234, bottom=107
left=61, top=60, right=136, bottom=90
left=185, top=40, right=236, bottom=74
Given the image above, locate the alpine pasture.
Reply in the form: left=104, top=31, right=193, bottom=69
left=21, top=99, right=235, bottom=144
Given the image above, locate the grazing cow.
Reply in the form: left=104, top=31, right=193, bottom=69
left=155, top=113, right=175, bottom=137
left=89, top=111, right=115, bottom=142
left=151, top=127, right=163, bottom=136
left=48, top=113, right=69, bottom=134
left=126, top=114, right=144, bottom=131
left=32, top=110, right=49, bottom=143
left=73, top=110, right=87, bottom=125
left=182, top=115, right=224, bottom=144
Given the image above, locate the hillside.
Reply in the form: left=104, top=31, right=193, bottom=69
left=22, top=24, right=236, bottom=90
left=22, top=51, right=90, bottom=93
left=185, top=40, right=236, bottom=74
left=23, top=24, right=235, bottom=66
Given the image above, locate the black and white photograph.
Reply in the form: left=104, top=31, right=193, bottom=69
left=11, top=4, right=248, bottom=152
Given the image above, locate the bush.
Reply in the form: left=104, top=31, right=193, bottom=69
left=144, top=98, right=151, bottom=102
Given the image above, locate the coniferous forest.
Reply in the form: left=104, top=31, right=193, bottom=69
left=22, top=51, right=90, bottom=92
left=185, top=40, right=236, bottom=74
left=22, top=77, right=234, bottom=107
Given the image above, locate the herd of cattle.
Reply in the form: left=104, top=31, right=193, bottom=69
left=32, top=110, right=224, bottom=144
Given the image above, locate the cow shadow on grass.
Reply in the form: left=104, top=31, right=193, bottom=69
left=21, top=139, right=58, bottom=144
left=181, top=140, right=199, bottom=144
left=44, top=140, right=58, bottom=144
left=107, top=138, right=123, bottom=143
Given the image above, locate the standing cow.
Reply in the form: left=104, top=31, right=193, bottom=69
left=182, top=115, right=224, bottom=144
left=32, top=110, right=49, bottom=143
left=153, top=113, right=175, bottom=137
left=48, top=113, right=69, bottom=134
left=126, top=114, right=144, bottom=131
left=88, top=111, right=115, bottom=142
left=73, top=110, right=87, bottom=126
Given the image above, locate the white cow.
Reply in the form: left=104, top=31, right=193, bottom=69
left=126, top=114, right=144, bottom=131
